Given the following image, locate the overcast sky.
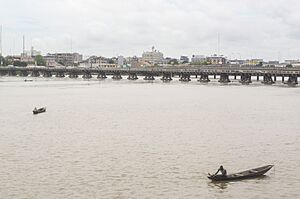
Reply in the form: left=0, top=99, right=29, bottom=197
left=1, top=0, right=300, bottom=60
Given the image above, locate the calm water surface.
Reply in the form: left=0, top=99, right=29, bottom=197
left=0, top=77, right=300, bottom=198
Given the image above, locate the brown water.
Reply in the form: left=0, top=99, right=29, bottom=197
left=0, top=76, right=300, bottom=198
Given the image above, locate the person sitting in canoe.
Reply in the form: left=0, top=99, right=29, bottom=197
left=34, top=107, right=37, bottom=111
left=213, top=165, right=227, bottom=177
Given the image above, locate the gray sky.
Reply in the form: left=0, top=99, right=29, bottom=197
left=1, top=0, right=300, bottom=60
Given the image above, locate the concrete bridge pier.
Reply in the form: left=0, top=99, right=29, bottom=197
left=179, top=73, right=191, bottom=82
left=214, top=74, right=216, bottom=79
left=257, top=75, right=259, bottom=81
left=218, top=74, right=231, bottom=83
left=43, top=72, right=52, bottom=77
left=198, top=74, right=210, bottom=83
left=97, top=73, right=107, bottom=79
left=143, top=73, right=155, bottom=80
left=56, top=72, right=65, bottom=78
left=112, top=73, right=122, bottom=80
left=69, top=72, right=78, bottom=78
left=83, top=72, right=92, bottom=79
left=8, top=70, right=17, bottom=76
left=19, top=71, right=29, bottom=77
left=0, top=71, right=7, bottom=76
left=262, top=74, right=274, bottom=84
left=31, top=71, right=40, bottom=77
left=161, top=73, right=172, bottom=81
left=274, top=76, right=277, bottom=82
left=282, top=76, right=284, bottom=82
left=239, top=74, right=252, bottom=84
left=127, top=73, right=138, bottom=80
left=285, top=75, right=298, bottom=86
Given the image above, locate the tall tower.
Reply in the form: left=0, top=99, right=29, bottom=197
left=217, top=32, right=220, bottom=56
left=22, top=35, right=25, bottom=56
left=0, top=25, right=2, bottom=56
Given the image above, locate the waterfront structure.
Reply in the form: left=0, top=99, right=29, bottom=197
left=142, top=46, right=164, bottom=65
left=47, top=53, right=83, bottom=66
left=1, top=65, right=299, bottom=86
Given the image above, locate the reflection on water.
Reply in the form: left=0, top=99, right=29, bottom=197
left=0, top=77, right=300, bottom=199
left=208, top=181, right=229, bottom=190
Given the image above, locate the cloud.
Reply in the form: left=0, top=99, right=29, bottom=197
left=1, top=0, right=300, bottom=60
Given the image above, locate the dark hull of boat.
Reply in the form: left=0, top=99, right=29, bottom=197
left=208, top=165, right=273, bottom=182
left=33, top=108, right=46, bottom=114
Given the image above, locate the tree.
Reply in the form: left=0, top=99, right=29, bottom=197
left=108, top=59, right=115, bottom=64
left=13, top=61, right=27, bottom=67
left=286, top=64, right=293, bottom=68
left=35, top=55, right=46, bottom=66
left=168, top=59, right=179, bottom=65
left=0, top=55, right=5, bottom=66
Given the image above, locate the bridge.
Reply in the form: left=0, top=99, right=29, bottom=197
left=0, top=65, right=300, bottom=85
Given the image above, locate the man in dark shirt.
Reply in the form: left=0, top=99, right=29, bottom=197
left=214, top=165, right=227, bottom=176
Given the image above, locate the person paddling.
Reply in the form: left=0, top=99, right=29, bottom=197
left=213, top=165, right=227, bottom=177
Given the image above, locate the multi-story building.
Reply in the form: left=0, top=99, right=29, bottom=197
left=180, top=56, right=189, bottom=63
left=191, top=55, right=206, bottom=64
left=117, top=56, right=125, bottom=67
left=207, top=55, right=227, bottom=65
left=284, top=59, right=300, bottom=65
left=79, top=56, right=117, bottom=68
left=229, top=59, right=246, bottom=65
left=245, top=59, right=264, bottom=66
left=142, top=46, right=164, bottom=65
left=43, top=54, right=60, bottom=67
left=47, top=53, right=83, bottom=66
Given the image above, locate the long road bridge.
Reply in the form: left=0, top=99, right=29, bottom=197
left=1, top=65, right=300, bottom=85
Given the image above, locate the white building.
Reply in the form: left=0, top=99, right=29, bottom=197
left=142, top=46, right=164, bottom=65
left=191, top=55, right=206, bottom=63
left=79, top=56, right=117, bottom=68
left=117, top=56, right=125, bottom=67
left=207, top=55, right=227, bottom=65
left=47, top=53, right=83, bottom=66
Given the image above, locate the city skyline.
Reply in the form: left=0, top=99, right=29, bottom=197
left=1, top=0, right=300, bottom=61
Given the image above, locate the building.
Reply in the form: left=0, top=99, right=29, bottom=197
left=43, top=54, right=60, bottom=67
left=244, top=59, right=264, bottom=66
left=180, top=56, right=189, bottom=63
left=117, top=56, right=125, bottom=67
left=284, top=59, right=300, bottom=67
left=30, top=47, right=41, bottom=57
left=229, top=59, right=246, bottom=65
left=47, top=53, right=83, bottom=66
left=191, top=55, right=206, bottom=64
left=142, top=46, right=164, bottom=65
left=20, top=55, right=35, bottom=64
left=207, top=55, right=227, bottom=65
left=284, top=59, right=300, bottom=65
left=265, top=61, right=280, bottom=67
left=79, top=56, right=117, bottom=68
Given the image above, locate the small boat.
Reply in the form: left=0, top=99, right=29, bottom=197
left=24, top=79, right=33, bottom=82
left=208, top=165, right=273, bottom=181
left=33, top=107, right=46, bottom=114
